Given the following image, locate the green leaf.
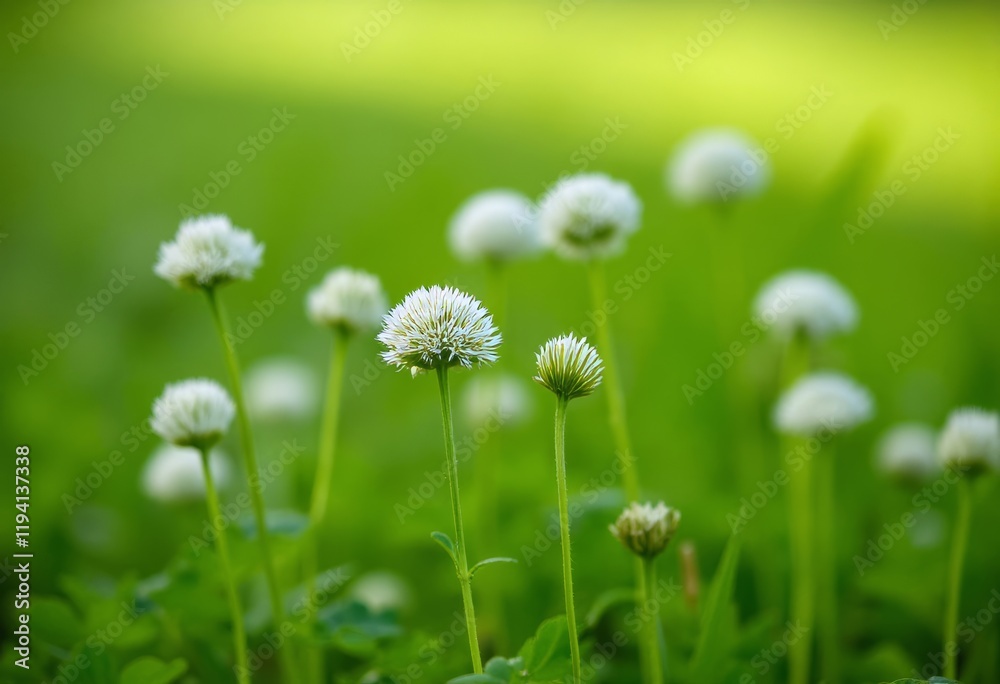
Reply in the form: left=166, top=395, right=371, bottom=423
left=688, top=538, right=741, bottom=683
left=314, top=599, right=402, bottom=657
left=484, top=655, right=522, bottom=679
left=518, top=616, right=572, bottom=678
left=431, top=531, right=459, bottom=570
left=31, top=597, right=85, bottom=649
left=584, top=587, right=635, bottom=629
left=469, top=557, right=517, bottom=578
left=119, top=656, right=187, bottom=684
left=447, top=675, right=506, bottom=684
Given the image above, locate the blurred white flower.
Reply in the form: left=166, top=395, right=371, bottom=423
left=155, top=214, right=263, bottom=289
left=245, top=358, right=318, bottom=422
left=754, top=270, right=858, bottom=341
left=773, top=372, right=873, bottom=437
left=609, top=501, right=681, bottom=559
left=937, top=407, right=1000, bottom=475
left=538, top=173, right=641, bottom=260
left=142, top=444, right=232, bottom=502
left=307, top=267, right=388, bottom=333
left=448, top=190, right=539, bottom=262
left=151, top=379, right=235, bottom=449
left=378, top=286, right=501, bottom=372
left=534, top=334, right=603, bottom=400
left=462, top=374, right=533, bottom=429
left=667, top=128, right=769, bottom=203
left=876, top=423, right=939, bottom=482
left=350, top=571, right=413, bottom=613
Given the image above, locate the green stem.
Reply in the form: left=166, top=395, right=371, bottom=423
left=304, top=329, right=349, bottom=684
left=554, top=397, right=582, bottom=684
left=787, top=436, right=815, bottom=684
left=204, top=288, right=301, bottom=684
left=944, top=477, right=972, bottom=680
left=640, top=557, right=663, bottom=684
left=586, top=259, right=639, bottom=501
left=816, top=447, right=839, bottom=684
left=436, top=366, right=483, bottom=673
left=200, top=448, right=250, bottom=684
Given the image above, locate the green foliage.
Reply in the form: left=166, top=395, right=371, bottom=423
left=119, top=656, right=187, bottom=684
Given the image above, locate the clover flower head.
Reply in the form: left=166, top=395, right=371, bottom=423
left=245, top=357, right=318, bottom=422
left=142, top=444, right=232, bottom=503
left=876, top=423, right=939, bottom=483
left=154, top=214, right=263, bottom=289
left=754, top=270, right=858, bottom=341
left=350, top=571, right=413, bottom=613
left=462, top=373, right=533, bottom=429
left=534, top=334, right=603, bottom=400
left=151, top=379, right=235, bottom=450
left=610, top=502, right=681, bottom=559
left=538, top=173, right=641, bottom=260
left=773, top=372, right=873, bottom=437
left=308, top=267, right=388, bottom=333
left=667, top=128, right=769, bottom=203
left=377, top=286, right=501, bottom=372
left=449, top=190, right=539, bottom=262
left=937, top=407, right=1000, bottom=476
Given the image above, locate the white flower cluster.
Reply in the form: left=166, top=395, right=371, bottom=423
left=534, top=334, right=604, bottom=400
left=449, top=190, right=539, bottom=262
left=876, top=423, right=939, bottom=482
left=245, top=358, right=318, bottom=422
left=754, top=270, right=857, bottom=341
left=142, top=444, right=232, bottom=503
left=538, top=174, right=641, bottom=260
left=609, top=501, right=681, bottom=558
left=773, top=372, right=873, bottom=437
left=667, top=128, right=769, bottom=204
left=151, top=378, right=235, bottom=450
left=938, top=407, right=1000, bottom=475
left=155, top=215, right=263, bottom=289
left=462, top=374, right=533, bottom=429
left=307, top=267, right=388, bottom=333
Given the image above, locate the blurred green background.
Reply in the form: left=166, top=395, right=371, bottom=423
left=1, top=0, right=999, bottom=682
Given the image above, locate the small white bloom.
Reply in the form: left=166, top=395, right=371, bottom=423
left=534, top=334, right=603, bottom=400
left=667, top=128, right=769, bottom=203
left=151, top=379, right=235, bottom=449
left=773, top=372, right=873, bottom=437
left=378, top=286, right=501, bottom=372
left=462, top=374, right=533, bottom=429
left=876, top=423, right=939, bottom=482
left=142, top=444, right=232, bottom=502
left=307, top=267, right=388, bottom=332
left=350, top=571, right=412, bottom=613
left=937, top=407, right=1000, bottom=475
left=155, top=214, right=263, bottom=289
left=754, top=270, right=858, bottom=341
left=538, top=173, right=641, bottom=260
left=449, top=190, right=539, bottom=262
left=245, top=358, right=318, bottom=422
left=610, top=502, right=681, bottom=559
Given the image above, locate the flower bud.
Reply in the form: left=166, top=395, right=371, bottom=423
left=610, top=502, right=681, bottom=559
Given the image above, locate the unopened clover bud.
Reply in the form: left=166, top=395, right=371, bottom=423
left=610, top=501, right=681, bottom=559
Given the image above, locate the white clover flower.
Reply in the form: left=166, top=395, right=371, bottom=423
left=667, top=128, right=769, bottom=203
left=462, top=374, right=533, bottom=429
left=773, top=372, right=873, bottom=437
left=350, top=571, right=413, bottom=613
left=534, top=334, right=603, bottom=400
left=245, top=357, right=318, bottom=422
left=876, top=423, right=939, bottom=482
left=448, top=190, right=539, bottom=262
left=538, top=173, right=641, bottom=261
left=610, top=502, right=681, bottom=559
left=753, top=270, right=858, bottom=341
left=307, top=267, right=388, bottom=333
left=937, top=407, right=1000, bottom=475
left=142, top=444, right=232, bottom=503
left=151, top=379, right=236, bottom=450
left=377, top=286, right=501, bottom=373
left=154, top=214, right=263, bottom=289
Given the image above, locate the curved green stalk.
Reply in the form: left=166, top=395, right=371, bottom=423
left=944, top=477, right=972, bottom=680
left=554, top=396, right=582, bottom=684
left=436, top=366, right=483, bottom=673
left=199, top=448, right=250, bottom=684
left=787, top=436, right=815, bottom=684
left=640, top=557, right=663, bottom=684
left=204, top=288, right=301, bottom=684
left=586, top=260, right=639, bottom=502
left=816, top=447, right=840, bottom=684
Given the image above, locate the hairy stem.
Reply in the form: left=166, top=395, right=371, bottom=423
left=640, top=557, right=664, bottom=684
left=944, top=477, right=972, bottom=680
left=816, top=447, right=840, bottom=684
left=554, top=396, right=582, bottom=684
left=787, top=436, right=815, bottom=684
